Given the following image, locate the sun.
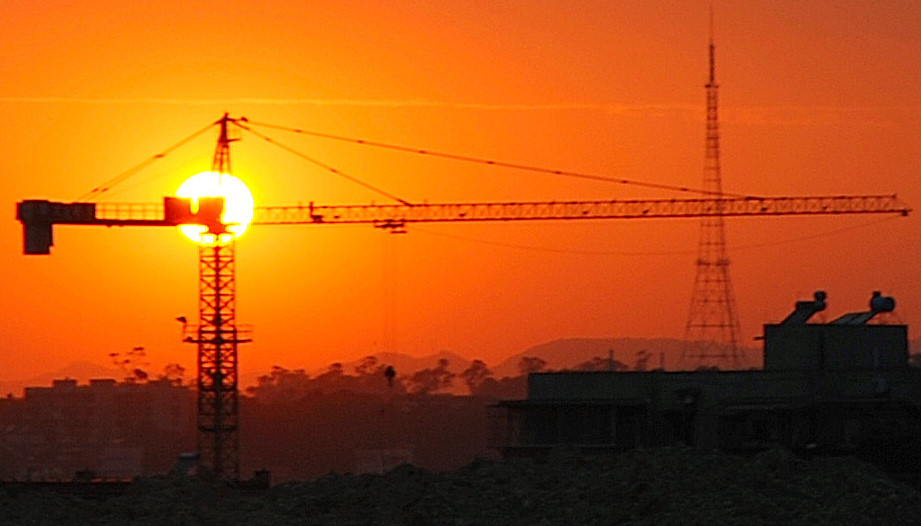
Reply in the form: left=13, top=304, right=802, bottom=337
left=175, top=172, right=255, bottom=245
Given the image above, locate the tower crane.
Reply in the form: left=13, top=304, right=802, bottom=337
left=15, top=114, right=911, bottom=479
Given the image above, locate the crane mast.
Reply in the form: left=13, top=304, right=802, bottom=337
left=178, top=114, right=250, bottom=480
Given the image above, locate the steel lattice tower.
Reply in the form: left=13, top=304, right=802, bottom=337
left=680, top=31, right=744, bottom=370
left=184, top=114, right=251, bottom=479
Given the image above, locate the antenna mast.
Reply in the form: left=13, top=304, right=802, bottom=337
left=681, top=15, right=745, bottom=370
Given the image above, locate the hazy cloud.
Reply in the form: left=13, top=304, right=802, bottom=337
left=0, top=96, right=690, bottom=112
left=0, top=97, right=912, bottom=126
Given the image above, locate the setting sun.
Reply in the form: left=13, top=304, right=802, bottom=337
left=3, top=0, right=921, bottom=415
left=175, top=171, right=254, bottom=245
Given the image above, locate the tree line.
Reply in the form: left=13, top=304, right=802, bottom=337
left=108, top=346, right=663, bottom=401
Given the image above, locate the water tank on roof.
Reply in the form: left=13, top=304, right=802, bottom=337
left=780, top=290, right=827, bottom=325
left=870, top=291, right=895, bottom=313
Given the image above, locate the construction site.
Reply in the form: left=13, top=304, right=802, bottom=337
left=4, top=6, right=921, bottom=523
left=12, top=30, right=914, bottom=480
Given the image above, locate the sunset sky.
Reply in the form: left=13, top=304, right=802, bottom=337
left=1, top=1, right=920, bottom=386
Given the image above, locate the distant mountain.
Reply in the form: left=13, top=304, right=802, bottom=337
left=492, top=338, right=761, bottom=377
left=0, top=360, right=120, bottom=397
left=309, top=338, right=765, bottom=383
left=491, top=338, right=672, bottom=377
left=3, top=336, right=778, bottom=398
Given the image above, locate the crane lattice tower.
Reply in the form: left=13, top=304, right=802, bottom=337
left=184, top=114, right=251, bottom=479
left=681, top=32, right=744, bottom=370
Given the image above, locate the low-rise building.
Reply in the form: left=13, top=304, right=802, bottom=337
left=0, top=378, right=194, bottom=480
left=495, top=292, right=921, bottom=472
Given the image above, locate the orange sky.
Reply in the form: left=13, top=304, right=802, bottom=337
left=2, top=1, right=920, bottom=386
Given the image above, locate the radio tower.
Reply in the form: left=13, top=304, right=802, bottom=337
left=681, top=18, right=744, bottom=370
left=184, top=114, right=251, bottom=479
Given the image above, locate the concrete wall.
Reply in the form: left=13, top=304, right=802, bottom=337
left=764, top=324, right=908, bottom=370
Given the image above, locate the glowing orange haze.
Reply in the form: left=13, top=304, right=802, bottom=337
left=1, top=1, right=919, bottom=388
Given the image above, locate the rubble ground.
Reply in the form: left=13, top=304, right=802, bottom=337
left=1, top=446, right=919, bottom=525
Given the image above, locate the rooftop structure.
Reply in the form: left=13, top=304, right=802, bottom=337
left=496, top=291, right=920, bottom=474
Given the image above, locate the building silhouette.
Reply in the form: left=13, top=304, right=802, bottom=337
left=497, top=292, right=921, bottom=473
left=0, top=378, right=194, bottom=480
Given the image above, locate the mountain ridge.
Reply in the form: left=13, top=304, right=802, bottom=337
left=5, top=336, right=914, bottom=396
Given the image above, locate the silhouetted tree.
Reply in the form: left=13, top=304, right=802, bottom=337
left=325, top=362, right=344, bottom=376
left=407, top=358, right=455, bottom=394
left=247, top=361, right=408, bottom=399
left=110, top=346, right=150, bottom=384
left=246, top=366, right=314, bottom=401
left=518, top=356, right=548, bottom=375
left=384, top=365, right=396, bottom=388
left=354, top=356, right=379, bottom=376
left=460, top=359, right=492, bottom=393
left=253, top=365, right=291, bottom=387
left=472, top=376, right=527, bottom=399
left=434, top=358, right=454, bottom=389
left=634, top=350, right=651, bottom=372
left=407, top=370, right=438, bottom=395
left=352, top=356, right=405, bottom=394
left=576, top=355, right=628, bottom=371
left=352, top=355, right=404, bottom=392
left=158, top=363, right=186, bottom=385
left=312, top=362, right=364, bottom=394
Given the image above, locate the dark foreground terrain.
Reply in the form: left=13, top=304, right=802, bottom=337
left=1, top=447, right=919, bottom=525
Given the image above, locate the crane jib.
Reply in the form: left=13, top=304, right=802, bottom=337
left=15, top=195, right=911, bottom=254
left=253, top=195, right=910, bottom=225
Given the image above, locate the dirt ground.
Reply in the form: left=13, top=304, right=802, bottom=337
left=1, top=446, right=919, bottom=525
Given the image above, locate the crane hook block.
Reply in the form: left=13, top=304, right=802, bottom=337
left=164, top=196, right=195, bottom=224
left=195, top=196, right=228, bottom=234
left=164, top=196, right=228, bottom=234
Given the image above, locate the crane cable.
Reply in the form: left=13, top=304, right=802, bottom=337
left=231, top=120, right=412, bottom=205
left=411, top=215, right=901, bottom=257
left=74, top=120, right=217, bottom=202
left=239, top=118, right=758, bottom=199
